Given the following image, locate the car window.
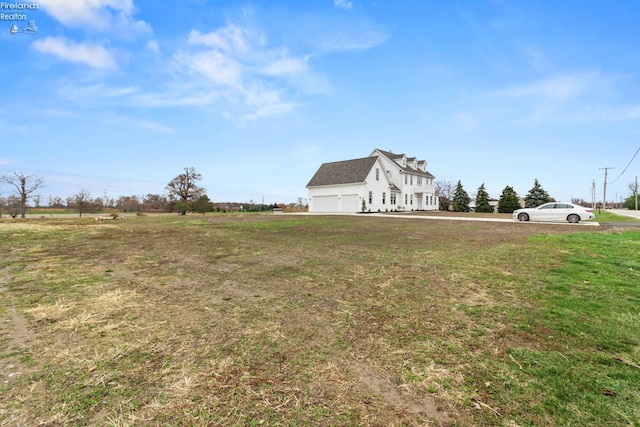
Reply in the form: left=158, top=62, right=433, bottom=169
left=540, top=204, right=555, bottom=209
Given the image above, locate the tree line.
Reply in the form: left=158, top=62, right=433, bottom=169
left=436, top=179, right=549, bottom=213
left=436, top=178, right=639, bottom=212
left=0, top=167, right=280, bottom=218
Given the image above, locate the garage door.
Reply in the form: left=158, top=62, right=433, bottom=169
left=313, top=195, right=339, bottom=212
left=341, top=194, right=358, bottom=212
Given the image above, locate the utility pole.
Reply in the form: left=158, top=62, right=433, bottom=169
left=591, top=179, right=596, bottom=209
left=599, top=167, right=614, bottom=212
left=635, top=176, right=638, bottom=211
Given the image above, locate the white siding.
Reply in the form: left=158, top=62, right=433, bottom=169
left=313, top=195, right=339, bottom=212
left=342, top=194, right=359, bottom=212
left=308, top=183, right=364, bottom=213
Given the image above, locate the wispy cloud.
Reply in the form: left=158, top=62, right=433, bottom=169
left=37, top=108, right=78, bottom=118
left=494, top=72, right=640, bottom=124
left=316, top=27, right=388, bottom=53
left=146, top=40, right=160, bottom=53
left=32, top=37, right=117, bottom=70
left=137, top=120, right=175, bottom=134
left=56, top=82, right=139, bottom=103
left=163, top=23, right=325, bottom=119
left=500, top=72, right=610, bottom=103
left=39, top=0, right=151, bottom=35
left=31, top=8, right=385, bottom=122
left=334, top=0, right=353, bottom=11
left=0, top=158, right=11, bottom=166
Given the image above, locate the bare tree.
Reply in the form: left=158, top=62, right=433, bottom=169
left=165, top=167, right=205, bottom=215
left=116, top=195, right=141, bottom=212
left=0, top=172, right=44, bottom=218
left=435, top=179, right=455, bottom=211
left=630, top=179, right=639, bottom=210
left=72, top=189, right=92, bottom=217
left=4, top=196, right=21, bottom=218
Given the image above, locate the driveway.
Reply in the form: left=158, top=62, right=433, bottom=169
left=600, top=209, right=640, bottom=227
left=292, top=212, right=599, bottom=226
left=609, top=209, right=640, bottom=219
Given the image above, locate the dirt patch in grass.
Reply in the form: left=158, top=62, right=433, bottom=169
left=1, top=214, right=634, bottom=426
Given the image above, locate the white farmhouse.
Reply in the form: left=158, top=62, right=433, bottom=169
left=306, top=148, right=438, bottom=213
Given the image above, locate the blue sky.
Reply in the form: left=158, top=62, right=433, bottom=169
left=1, top=0, right=640, bottom=205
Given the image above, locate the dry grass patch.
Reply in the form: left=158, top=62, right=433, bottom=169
left=1, top=215, right=636, bottom=426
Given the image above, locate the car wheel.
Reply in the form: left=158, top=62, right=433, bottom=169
left=517, top=212, right=529, bottom=221
left=567, top=214, right=580, bottom=223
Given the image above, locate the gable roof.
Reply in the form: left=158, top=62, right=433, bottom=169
left=373, top=148, right=435, bottom=179
left=375, top=148, right=403, bottom=160
left=306, top=156, right=379, bottom=187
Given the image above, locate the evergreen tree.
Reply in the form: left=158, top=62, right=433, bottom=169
left=474, top=183, right=493, bottom=213
left=624, top=195, right=639, bottom=210
left=497, top=186, right=521, bottom=213
left=452, top=180, right=471, bottom=212
left=524, top=179, right=551, bottom=208
left=194, top=195, right=213, bottom=215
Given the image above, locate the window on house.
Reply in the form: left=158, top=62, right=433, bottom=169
left=410, top=175, right=413, bottom=185
left=418, top=176, right=422, bottom=185
left=382, top=192, right=386, bottom=204
left=410, top=194, right=413, bottom=205
left=404, top=174, right=407, bottom=185
left=391, top=193, right=396, bottom=205
left=369, top=191, right=373, bottom=204
left=376, top=168, right=379, bottom=181
left=405, top=194, right=408, bottom=205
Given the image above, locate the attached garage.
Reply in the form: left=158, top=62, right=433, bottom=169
left=312, top=195, right=339, bottom=212
left=341, top=194, right=359, bottom=212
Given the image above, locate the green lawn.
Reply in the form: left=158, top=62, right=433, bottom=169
left=1, top=215, right=638, bottom=426
left=593, top=210, right=640, bottom=222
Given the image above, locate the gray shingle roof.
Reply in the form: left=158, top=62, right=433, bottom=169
left=375, top=148, right=403, bottom=160
left=374, top=148, right=435, bottom=179
left=306, top=156, right=378, bottom=187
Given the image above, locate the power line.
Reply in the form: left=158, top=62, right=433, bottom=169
left=609, top=145, right=640, bottom=184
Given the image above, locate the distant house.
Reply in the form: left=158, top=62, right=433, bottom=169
left=306, top=149, right=438, bottom=213
left=469, top=199, right=500, bottom=212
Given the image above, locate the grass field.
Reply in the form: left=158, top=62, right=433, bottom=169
left=1, top=214, right=639, bottom=426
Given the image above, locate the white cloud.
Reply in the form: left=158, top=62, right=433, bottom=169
left=173, top=49, right=242, bottom=88
left=138, top=120, right=174, bottom=134
left=334, top=0, right=353, bottom=11
left=500, top=73, right=607, bottom=103
left=29, top=11, right=383, bottom=122
left=32, top=37, right=117, bottom=70
left=0, top=158, right=11, bottom=166
left=188, top=26, right=252, bottom=53
left=241, top=85, right=297, bottom=120
left=54, top=82, right=138, bottom=105
left=37, top=108, right=78, bottom=118
left=168, top=23, right=323, bottom=120
left=495, top=72, right=640, bottom=124
left=317, top=28, right=388, bottom=53
left=263, top=55, right=309, bottom=76
left=146, top=40, right=160, bottom=53
left=39, top=0, right=151, bottom=35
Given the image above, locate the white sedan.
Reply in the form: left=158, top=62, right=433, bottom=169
left=513, top=202, right=595, bottom=223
